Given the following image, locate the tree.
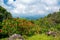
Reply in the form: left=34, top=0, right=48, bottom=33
left=0, top=6, right=12, bottom=22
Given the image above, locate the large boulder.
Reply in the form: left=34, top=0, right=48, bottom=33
left=8, top=34, right=24, bottom=40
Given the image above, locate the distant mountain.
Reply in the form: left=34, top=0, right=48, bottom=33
left=25, top=15, right=45, bottom=20
left=12, top=14, right=46, bottom=20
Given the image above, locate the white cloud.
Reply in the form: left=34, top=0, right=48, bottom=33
left=41, top=0, right=58, bottom=5
left=12, top=4, right=26, bottom=13
left=7, top=0, right=14, bottom=4
left=21, top=0, right=33, bottom=3
left=0, top=0, right=60, bottom=17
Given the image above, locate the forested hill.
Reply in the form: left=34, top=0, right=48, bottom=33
left=0, top=6, right=12, bottom=22
left=35, top=11, right=60, bottom=32
left=47, top=11, right=60, bottom=23
left=0, top=6, right=60, bottom=40
left=37, top=10, right=60, bottom=24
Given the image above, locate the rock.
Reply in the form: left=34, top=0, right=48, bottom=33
left=46, top=31, right=57, bottom=37
left=8, top=34, right=24, bottom=40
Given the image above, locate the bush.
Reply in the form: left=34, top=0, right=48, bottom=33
left=2, top=18, right=40, bottom=36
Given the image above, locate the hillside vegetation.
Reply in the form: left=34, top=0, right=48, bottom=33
left=0, top=6, right=60, bottom=40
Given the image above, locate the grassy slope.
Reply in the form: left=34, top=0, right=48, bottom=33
left=0, top=38, right=7, bottom=40
left=26, top=34, right=60, bottom=40
left=0, top=33, right=60, bottom=40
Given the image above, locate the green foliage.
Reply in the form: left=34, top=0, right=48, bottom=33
left=55, top=24, right=60, bottom=31
left=0, top=6, right=12, bottom=22
left=2, top=18, right=40, bottom=36
left=0, top=6, right=60, bottom=40
left=26, top=34, right=60, bottom=40
left=47, top=12, right=60, bottom=23
left=1, top=33, right=60, bottom=40
left=34, top=11, right=60, bottom=33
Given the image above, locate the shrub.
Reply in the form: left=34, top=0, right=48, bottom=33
left=2, top=18, right=40, bottom=36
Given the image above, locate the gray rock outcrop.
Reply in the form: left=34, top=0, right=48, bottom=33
left=8, top=34, right=24, bottom=40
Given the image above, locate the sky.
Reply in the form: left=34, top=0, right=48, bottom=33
left=0, top=0, right=60, bottom=18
